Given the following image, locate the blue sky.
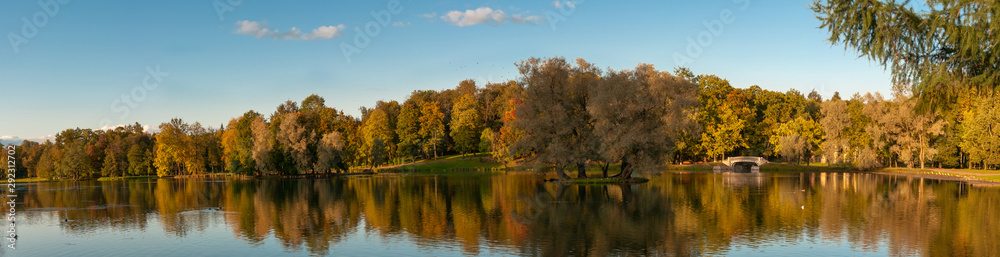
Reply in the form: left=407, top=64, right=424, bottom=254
left=0, top=0, right=891, bottom=142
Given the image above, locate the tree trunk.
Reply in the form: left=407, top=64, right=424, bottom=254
left=555, top=164, right=570, bottom=180
left=919, top=144, right=925, bottom=169
left=610, top=155, right=630, bottom=178
left=601, top=162, right=609, bottom=178
left=576, top=162, right=587, bottom=178
left=619, top=164, right=634, bottom=179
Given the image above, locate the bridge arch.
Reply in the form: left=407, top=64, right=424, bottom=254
left=714, top=156, right=769, bottom=173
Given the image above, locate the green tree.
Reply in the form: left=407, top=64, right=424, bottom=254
left=695, top=74, right=747, bottom=161
left=55, top=128, right=97, bottom=180
left=961, top=93, right=1000, bottom=169
left=126, top=144, right=151, bottom=176
left=770, top=116, right=824, bottom=164
left=812, top=0, right=1000, bottom=109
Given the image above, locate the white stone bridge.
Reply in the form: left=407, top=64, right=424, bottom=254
left=713, top=156, right=769, bottom=173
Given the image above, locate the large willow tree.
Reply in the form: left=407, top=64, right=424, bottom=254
left=811, top=0, right=1000, bottom=109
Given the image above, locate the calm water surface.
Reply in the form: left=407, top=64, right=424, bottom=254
left=6, top=172, right=1000, bottom=256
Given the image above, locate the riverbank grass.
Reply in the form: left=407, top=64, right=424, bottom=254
left=879, top=168, right=1000, bottom=183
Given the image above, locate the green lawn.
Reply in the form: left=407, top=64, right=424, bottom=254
left=97, top=175, right=160, bottom=181
left=760, top=163, right=851, bottom=172
left=13, top=177, right=57, bottom=183
left=665, top=164, right=716, bottom=172
left=940, top=168, right=1000, bottom=175
left=394, top=154, right=501, bottom=171
left=879, top=168, right=1000, bottom=183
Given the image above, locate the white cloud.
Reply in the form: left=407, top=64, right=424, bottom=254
left=302, top=25, right=347, bottom=40
left=419, top=12, right=437, bottom=19
left=510, top=14, right=542, bottom=24
left=440, top=7, right=542, bottom=27
left=99, top=124, right=160, bottom=134
left=553, top=1, right=575, bottom=9
left=0, top=135, right=55, bottom=145
left=234, top=21, right=346, bottom=40
left=392, top=21, right=411, bottom=27
left=442, top=7, right=506, bottom=27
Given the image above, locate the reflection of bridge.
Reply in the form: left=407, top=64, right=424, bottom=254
left=713, top=156, right=769, bottom=173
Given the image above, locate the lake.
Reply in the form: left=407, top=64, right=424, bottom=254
left=6, top=172, right=1000, bottom=256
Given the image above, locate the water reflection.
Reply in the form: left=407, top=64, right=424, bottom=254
left=14, top=172, right=1000, bottom=256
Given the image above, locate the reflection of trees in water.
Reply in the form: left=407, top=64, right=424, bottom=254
left=18, top=173, right=1000, bottom=256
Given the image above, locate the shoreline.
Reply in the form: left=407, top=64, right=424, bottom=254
left=666, top=163, right=1000, bottom=187
left=15, top=162, right=1000, bottom=187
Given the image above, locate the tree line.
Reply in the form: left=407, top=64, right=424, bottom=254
left=7, top=56, right=1000, bottom=180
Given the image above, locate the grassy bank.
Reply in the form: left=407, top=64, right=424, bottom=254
left=665, top=163, right=717, bottom=172
left=97, top=175, right=161, bottom=181
left=759, top=163, right=853, bottom=173
left=13, top=177, right=62, bottom=183
left=664, top=162, right=852, bottom=173
left=878, top=168, right=1000, bottom=184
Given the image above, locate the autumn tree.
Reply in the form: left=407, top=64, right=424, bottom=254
left=419, top=101, right=446, bottom=159
left=514, top=57, right=597, bottom=179
left=251, top=116, right=275, bottom=174
left=277, top=113, right=317, bottom=174
left=396, top=99, right=423, bottom=162
left=221, top=111, right=260, bottom=175
left=820, top=97, right=851, bottom=165
left=360, top=102, right=398, bottom=167
left=450, top=93, right=482, bottom=155
left=315, top=132, right=345, bottom=173
left=588, top=63, right=699, bottom=179
left=477, top=81, right=523, bottom=131
left=155, top=119, right=211, bottom=176
left=777, top=135, right=808, bottom=164
left=696, top=75, right=748, bottom=161
left=899, top=97, right=945, bottom=169
left=491, top=98, right=524, bottom=170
